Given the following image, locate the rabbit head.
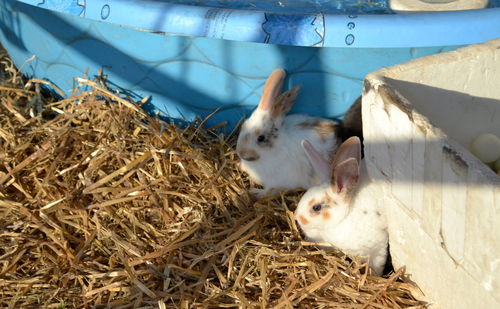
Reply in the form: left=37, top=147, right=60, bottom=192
left=236, top=69, right=300, bottom=162
left=295, top=137, right=362, bottom=231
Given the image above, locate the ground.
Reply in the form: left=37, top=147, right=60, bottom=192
left=0, top=46, right=425, bottom=308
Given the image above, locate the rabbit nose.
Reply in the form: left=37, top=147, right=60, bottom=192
left=237, top=149, right=260, bottom=161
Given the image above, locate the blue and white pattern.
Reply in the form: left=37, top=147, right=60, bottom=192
left=33, top=0, right=86, bottom=16
left=263, top=14, right=325, bottom=46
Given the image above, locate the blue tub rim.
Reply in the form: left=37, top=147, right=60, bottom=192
left=8, top=0, right=500, bottom=48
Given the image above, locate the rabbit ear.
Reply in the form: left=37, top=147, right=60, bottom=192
left=258, top=69, right=286, bottom=111
left=331, top=136, right=361, bottom=169
left=331, top=157, right=360, bottom=195
left=271, top=85, right=301, bottom=119
left=302, top=139, right=330, bottom=184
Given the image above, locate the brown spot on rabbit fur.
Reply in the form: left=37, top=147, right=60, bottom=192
left=298, top=120, right=317, bottom=132
left=322, top=212, right=331, bottom=220
left=298, top=215, right=309, bottom=225
left=315, top=121, right=337, bottom=143
left=299, top=120, right=337, bottom=143
left=298, top=120, right=317, bottom=128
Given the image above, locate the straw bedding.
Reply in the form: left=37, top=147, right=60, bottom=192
left=0, top=51, right=426, bottom=308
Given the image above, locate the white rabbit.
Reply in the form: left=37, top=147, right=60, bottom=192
left=295, top=136, right=388, bottom=275
left=236, top=69, right=341, bottom=198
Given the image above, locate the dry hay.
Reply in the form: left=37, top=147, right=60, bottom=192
left=0, top=52, right=426, bottom=308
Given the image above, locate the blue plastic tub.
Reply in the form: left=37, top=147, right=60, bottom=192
left=1, top=0, right=500, bottom=129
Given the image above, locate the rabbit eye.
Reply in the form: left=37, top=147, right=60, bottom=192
left=257, top=135, right=266, bottom=143
left=312, top=204, right=322, bottom=212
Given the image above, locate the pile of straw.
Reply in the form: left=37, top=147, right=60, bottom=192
left=0, top=51, right=426, bottom=308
